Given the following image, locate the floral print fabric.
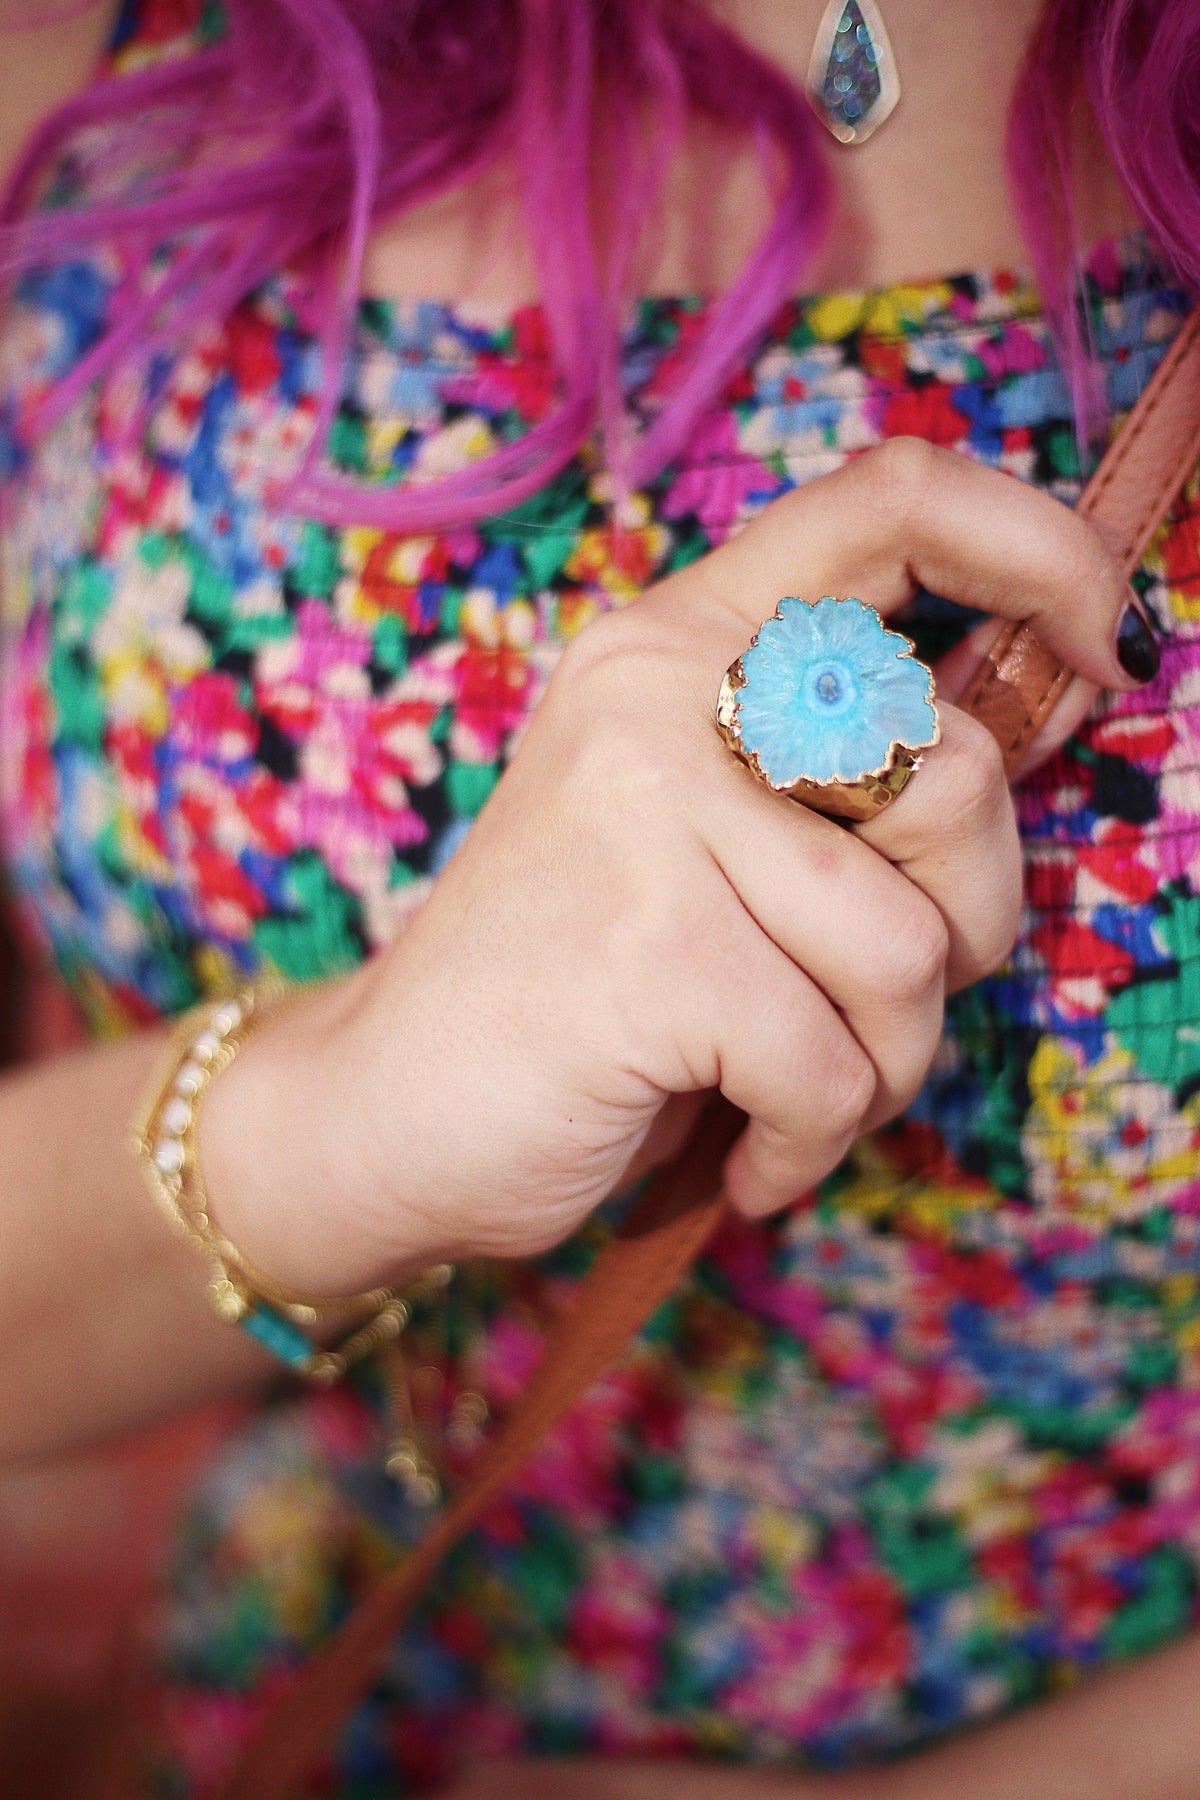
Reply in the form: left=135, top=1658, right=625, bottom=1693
left=8, top=14, right=1200, bottom=1795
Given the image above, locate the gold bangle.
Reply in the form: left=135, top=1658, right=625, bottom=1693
left=131, top=979, right=453, bottom=1391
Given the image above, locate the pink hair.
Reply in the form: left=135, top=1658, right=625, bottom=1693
left=1010, top=0, right=1200, bottom=440
left=1, top=0, right=1196, bottom=526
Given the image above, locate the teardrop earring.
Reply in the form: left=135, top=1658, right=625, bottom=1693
left=806, top=0, right=900, bottom=146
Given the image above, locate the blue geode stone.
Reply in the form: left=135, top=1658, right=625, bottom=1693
left=727, top=596, right=938, bottom=790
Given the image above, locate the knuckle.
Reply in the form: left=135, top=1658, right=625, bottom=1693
left=821, top=1040, right=877, bottom=1140
left=954, top=872, right=1023, bottom=987
left=735, top=1121, right=799, bottom=1217
left=864, top=435, right=943, bottom=525
left=548, top=652, right=693, bottom=818
left=653, top=872, right=719, bottom=971
left=550, top=713, right=631, bottom=812
left=884, top=899, right=951, bottom=1002
left=601, top=730, right=693, bottom=817
left=606, top=859, right=715, bottom=1001
left=936, top=710, right=1007, bottom=827
left=1046, top=509, right=1124, bottom=608
left=554, top=605, right=683, bottom=709
left=553, top=606, right=642, bottom=692
left=890, top=1062, right=934, bottom=1120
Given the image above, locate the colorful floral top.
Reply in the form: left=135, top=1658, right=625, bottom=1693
left=6, top=9, right=1200, bottom=1798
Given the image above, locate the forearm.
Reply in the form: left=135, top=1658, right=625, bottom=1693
left=0, top=1023, right=271, bottom=1461
left=446, top=1632, right=1200, bottom=1799
left=0, top=959, right=458, bottom=1463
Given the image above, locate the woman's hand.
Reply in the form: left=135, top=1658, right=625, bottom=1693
left=202, top=439, right=1152, bottom=1293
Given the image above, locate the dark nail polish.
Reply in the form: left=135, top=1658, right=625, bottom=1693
left=1116, top=604, right=1160, bottom=683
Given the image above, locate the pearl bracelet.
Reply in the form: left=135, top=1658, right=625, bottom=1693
left=132, top=981, right=453, bottom=1399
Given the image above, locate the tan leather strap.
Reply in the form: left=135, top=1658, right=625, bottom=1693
left=219, top=300, right=1200, bottom=1800
left=963, top=299, right=1200, bottom=775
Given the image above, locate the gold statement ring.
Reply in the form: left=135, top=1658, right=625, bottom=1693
left=716, top=595, right=939, bottom=822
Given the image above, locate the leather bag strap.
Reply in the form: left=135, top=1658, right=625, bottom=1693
left=219, top=300, right=1200, bottom=1800
left=962, top=300, right=1200, bottom=775
left=220, top=1100, right=744, bottom=1800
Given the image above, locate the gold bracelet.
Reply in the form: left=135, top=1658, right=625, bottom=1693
left=131, top=980, right=453, bottom=1394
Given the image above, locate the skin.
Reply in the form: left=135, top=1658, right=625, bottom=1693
left=0, top=3, right=1191, bottom=1796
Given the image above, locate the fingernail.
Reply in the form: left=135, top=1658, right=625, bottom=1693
left=1116, top=602, right=1160, bottom=683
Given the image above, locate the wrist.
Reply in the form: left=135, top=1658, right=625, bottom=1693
left=196, top=968, right=444, bottom=1295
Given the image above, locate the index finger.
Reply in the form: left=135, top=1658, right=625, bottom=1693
left=689, top=437, right=1155, bottom=696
